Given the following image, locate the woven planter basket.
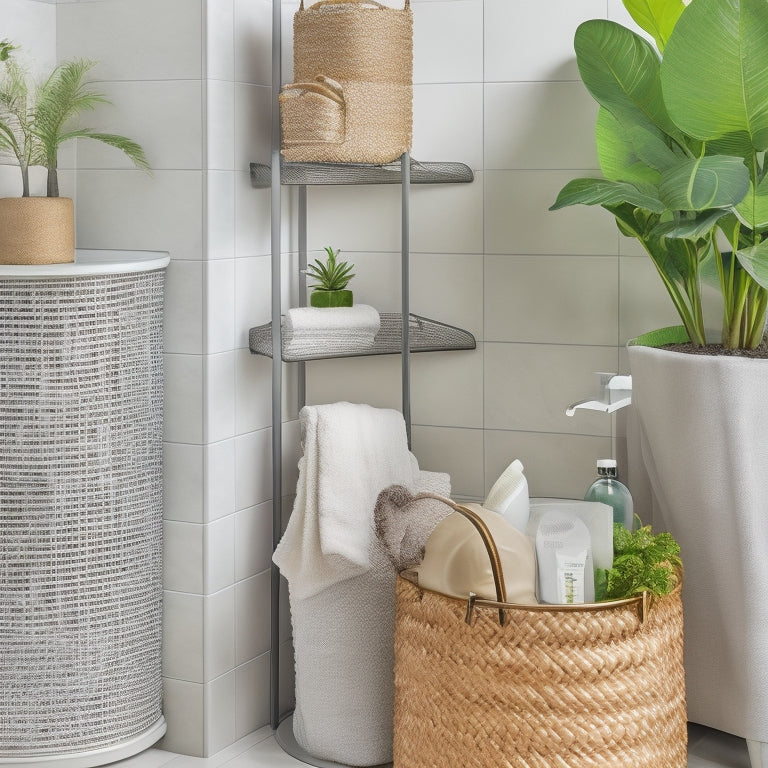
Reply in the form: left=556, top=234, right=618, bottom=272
left=393, top=500, right=687, bottom=768
left=283, top=0, right=412, bottom=164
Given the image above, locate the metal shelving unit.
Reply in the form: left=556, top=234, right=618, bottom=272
left=256, top=1, right=475, bottom=765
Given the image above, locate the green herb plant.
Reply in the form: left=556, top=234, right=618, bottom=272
left=550, top=0, right=768, bottom=350
left=306, top=246, right=355, bottom=293
left=0, top=40, right=150, bottom=198
left=595, top=522, right=682, bottom=601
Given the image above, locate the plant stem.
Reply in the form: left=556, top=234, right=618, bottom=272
left=46, top=166, right=59, bottom=198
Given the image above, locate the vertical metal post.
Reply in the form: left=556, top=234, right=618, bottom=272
left=401, top=152, right=411, bottom=448
left=298, top=186, right=307, bottom=411
left=269, top=0, right=283, bottom=732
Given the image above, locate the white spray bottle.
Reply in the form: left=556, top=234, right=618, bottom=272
left=485, top=459, right=530, bottom=533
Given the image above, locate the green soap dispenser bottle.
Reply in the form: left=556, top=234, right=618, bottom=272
left=584, top=459, right=634, bottom=529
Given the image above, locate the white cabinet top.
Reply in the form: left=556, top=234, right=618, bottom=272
left=0, top=249, right=170, bottom=278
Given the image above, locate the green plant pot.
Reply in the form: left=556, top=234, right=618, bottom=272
left=310, top=290, right=353, bottom=308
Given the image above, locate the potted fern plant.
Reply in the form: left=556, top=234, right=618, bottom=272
left=306, top=246, right=355, bottom=307
left=550, top=0, right=768, bottom=759
left=0, top=41, right=149, bottom=264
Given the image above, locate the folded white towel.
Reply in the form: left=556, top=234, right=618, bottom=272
left=274, top=402, right=419, bottom=600
left=284, top=304, right=380, bottom=335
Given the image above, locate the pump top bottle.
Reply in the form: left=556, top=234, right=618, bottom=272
left=584, top=459, right=634, bottom=529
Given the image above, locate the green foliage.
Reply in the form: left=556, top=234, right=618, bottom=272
left=0, top=42, right=150, bottom=197
left=550, top=0, right=768, bottom=350
left=595, top=522, right=682, bottom=601
left=306, top=246, right=355, bottom=292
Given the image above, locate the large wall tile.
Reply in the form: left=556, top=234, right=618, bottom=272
left=204, top=671, right=236, bottom=755
left=57, top=0, right=203, bottom=81
left=411, top=173, right=483, bottom=254
left=485, top=0, right=606, bottom=83
left=205, top=515, right=236, bottom=594
left=484, top=254, right=618, bottom=345
left=164, top=521, right=204, bottom=593
left=306, top=185, right=402, bottom=254
left=74, top=170, right=203, bottom=259
left=234, top=83, right=271, bottom=171
left=235, top=428, right=272, bottom=511
left=206, top=259, right=236, bottom=354
left=205, top=351, right=236, bottom=443
left=74, top=81, right=203, bottom=172
left=160, top=679, right=204, bottom=756
left=235, top=655, right=270, bottom=740
left=235, top=175, right=271, bottom=258
left=205, top=438, right=237, bottom=522
left=4, top=0, right=56, bottom=74
left=234, top=501, right=272, bottom=582
left=164, top=442, right=204, bottom=523
left=234, top=255, right=272, bottom=347
left=411, top=425, right=484, bottom=499
left=485, top=82, right=598, bottom=170
left=207, top=171, right=237, bottom=260
left=306, top=355, right=402, bottom=412
left=413, top=84, right=483, bottom=169
left=411, top=347, right=483, bottom=429
left=484, top=429, right=612, bottom=500
left=165, top=259, right=204, bottom=355
left=207, top=0, right=235, bottom=81
left=412, top=252, right=484, bottom=339
left=234, top=0, right=272, bottom=86
left=483, top=342, right=618, bottom=436
left=413, top=0, right=483, bottom=84
left=485, top=171, right=618, bottom=256
left=204, top=587, right=236, bottom=680
left=164, top=353, right=204, bottom=444
left=235, top=570, right=271, bottom=666
left=207, top=80, right=236, bottom=171
left=235, top=349, right=272, bottom=434
left=163, top=591, right=204, bottom=682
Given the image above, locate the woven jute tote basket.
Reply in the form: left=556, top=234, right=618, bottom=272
left=393, top=498, right=687, bottom=768
left=283, top=0, right=412, bottom=164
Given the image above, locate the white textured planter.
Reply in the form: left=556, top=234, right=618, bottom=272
left=628, top=329, right=768, bottom=766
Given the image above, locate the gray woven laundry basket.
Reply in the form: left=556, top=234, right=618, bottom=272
left=0, top=257, right=167, bottom=763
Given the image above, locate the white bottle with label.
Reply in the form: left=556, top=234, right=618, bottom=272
left=584, top=459, right=634, bottom=529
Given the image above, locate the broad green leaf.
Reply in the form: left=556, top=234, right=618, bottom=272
left=575, top=20, right=684, bottom=144
left=646, top=232, right=694, bottom=283
left=701, top=243, right=734, bottom=289
left=596, top=107, right=661, bottom=184
left=550, top=177, right=665, bottom=212
left=735, top=174, right=768, bottom=230
left=658, top=155, right=750, bottom=211
left=622, top=0, right=686, bottom=52
left=653, top=210, right=730, bottom=240
left=706, top=131, right=758, bottom=169
left=625, top=124, right=681, bottom=172
left=735, top=239, right=768, bottom=288
left=661, top=0, right=768, bottom=150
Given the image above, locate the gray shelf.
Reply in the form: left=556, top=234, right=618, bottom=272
left=249, top=312, right=476, bottom=362
left=250, top=158, right=473, bottom=188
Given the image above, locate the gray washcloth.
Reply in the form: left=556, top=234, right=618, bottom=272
left=374, top=485, right=453, bottom=572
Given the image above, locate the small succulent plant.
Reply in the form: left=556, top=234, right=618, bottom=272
left=306, top=246, right=355, bottom=292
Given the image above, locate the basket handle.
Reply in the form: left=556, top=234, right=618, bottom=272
left=300, top=0, right=410, bottom=10
left=415, top=493, right=508, bottom=626
left=282, top=76, right=345, bottom=106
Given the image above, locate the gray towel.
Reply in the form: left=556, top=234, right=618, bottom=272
left=374, top=485, right=453, bottom=572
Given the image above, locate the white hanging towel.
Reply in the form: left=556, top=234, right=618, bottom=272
left=273, top=402, right=449, bottom=766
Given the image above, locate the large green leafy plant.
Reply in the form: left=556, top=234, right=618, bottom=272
left=0, top=40, right=149, bottom=198
left=551, top=0, right=768, bottom=349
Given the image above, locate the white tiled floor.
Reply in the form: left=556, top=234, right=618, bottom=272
left=118, top=722, right=753, bottom=768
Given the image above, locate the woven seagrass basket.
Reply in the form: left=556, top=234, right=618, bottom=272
left=282, top=0, right=412, bottom=164
left=393, top=499, right=687, bottom=768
